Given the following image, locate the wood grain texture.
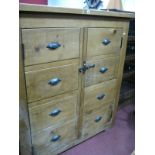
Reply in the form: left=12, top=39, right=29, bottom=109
left=20, top=13, right=129, bottom=29
left=87, top=28, right=122, bottom=57
left=75, top=28, right=86, bottom=138
left=77, top=28, right=88, bottom=138
left=85, top=56, right=119, bottom=87
left=19, top=3, right=134, bottom=18
left=84, top=79, right=117, bottom=114
left=25, top=59, right=79, bottom=102
left=111, top=23, right=130, bottom=125
left=29, top=92, right=78, bottom=133
left=82, top=103, right=114, bottom=138
left=19, top=29, right=32, bottom=155
left=32, top=120, right=77, bottom=155
left=22, top=28, right=80, bottom=66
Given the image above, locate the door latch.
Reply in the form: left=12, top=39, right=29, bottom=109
left=79, top=61, right=95, bottom=73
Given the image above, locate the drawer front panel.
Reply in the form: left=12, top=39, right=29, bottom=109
left=84, top=79, right=117, bottom=114
left=25, top=62, right=79, bottom=102
left=32, top=121, right=77, bottom=154
left=85, top=56, right=119, bottom=87
left=87, top=28, right=122, bottom=57
left=29, top=92, right=78, bottom=133
left=82, top=104, right=114, bottom=138
left=22, top=28, right=80, bottom=66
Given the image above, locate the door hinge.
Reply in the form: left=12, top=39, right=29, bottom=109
left=21, top=43, right=25, bottom=60
left=120, top=37, right=123, bottom=49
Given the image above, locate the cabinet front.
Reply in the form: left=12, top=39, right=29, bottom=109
left=20, top=13, right=128, bottom=155
left=81, top=27, right=123, bottom=138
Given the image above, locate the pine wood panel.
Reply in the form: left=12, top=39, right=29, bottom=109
left=32, top=120, right=77, bottom=155
left=20, top=12, right=130, bottom=29
left=111, top=24, right=130, bottom=127
left=25, top=60, right=79, bottom=102
left=29, top=92, right=78, bottom=133
left=84, top=79, right=117, bottom=114
left=77, top=28, right=88, bottom=138
left=19, top=4, right=135, bottom=18
left=19, top=29, right=32, bottom=155
left=22, top=28, right=80, bottom=66
left=82, top=103, right=114, bottom=138
left=85, top=56, right=119, bottom=87
left=87, top=28, right=122, bottom=57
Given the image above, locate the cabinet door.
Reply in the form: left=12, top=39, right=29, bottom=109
left=80, top=27, right=123, bottom=138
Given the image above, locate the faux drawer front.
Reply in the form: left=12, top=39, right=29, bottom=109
left=29, top=92, right=78, bottom=133
left=85, top=56, right=119, bottom=87
left=84, top=79, right=116, bottom=114
left=82, top=104, right=114, bottom=138
left=32, top=121, right=77, bottom=155
left=25, top=61, right=79, bottom=102
left=22, top=28, right=80, bottom=66
left=87, top=28, right=122, bottom=57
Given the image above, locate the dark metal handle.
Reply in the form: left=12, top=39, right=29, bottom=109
left=79, top=62, right=95, bottom=73
left=97, top=93, right=105, bottom=100
left=51, top=135, right=61, bottom=142
left=100, top=67, right=108, bottom=73
left=102, top=38, right=111, bottom=45
left=47, top=42, right=61, bottom=49
left=86, top=63, right=95, bottom=69
left=49, top=109, right=61, bottom=117
left=48, top=78, right=61, bottom=86
left=95, top=116, right=102, bottom=123
left=79, top=67, right=86, bottom=73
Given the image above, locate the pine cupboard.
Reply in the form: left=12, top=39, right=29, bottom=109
left=19, top=4, right=134, bottom=155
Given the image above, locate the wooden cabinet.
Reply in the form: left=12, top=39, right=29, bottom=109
left=19, top=4, right=134, bottom=155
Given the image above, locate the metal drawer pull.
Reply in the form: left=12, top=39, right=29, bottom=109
left=102, top=38, right=111, bottom=45
left=51, top=135, right=61, bottom=142
left=95, top=116, right=102, bottom=123
left=100, top=67, right=108, bottom=73
left=48, top=78, right=61, bottom=86
left=46, top=42, right=61, bottom=49
left=97, top=94, right=105, bottom=100
left=49, top=109, right=61, bottom=117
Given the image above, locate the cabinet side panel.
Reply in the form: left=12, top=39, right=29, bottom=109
left=19, top=28, right=32, bottom=155
left=112, top=21, right=130, bottom=123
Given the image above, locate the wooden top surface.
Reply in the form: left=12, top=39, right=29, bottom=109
left=19, top=3, right=135, bottom=19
